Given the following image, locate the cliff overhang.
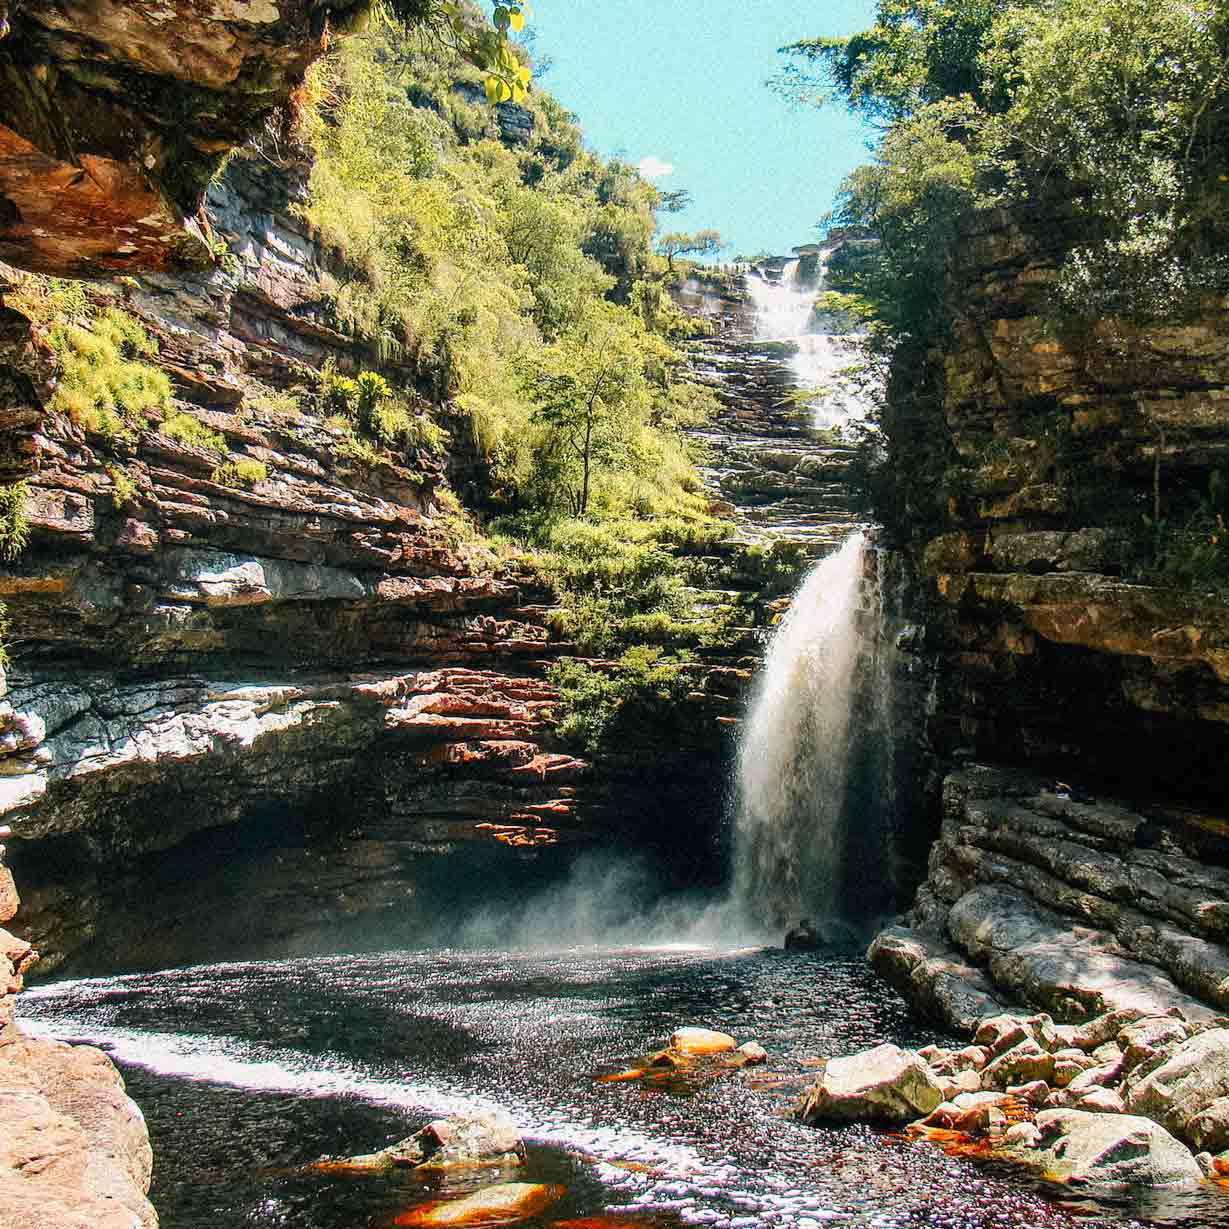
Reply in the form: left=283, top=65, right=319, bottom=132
left=0, top=0, right=370, bottom=276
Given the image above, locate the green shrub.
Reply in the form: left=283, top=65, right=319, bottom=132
left=48, top=309, right=172, bottom=442
left=211, top=458, right=269, bottom=488
left=0, top=482, right=29, bottom=561
left=549, top=646, right=697, bottom=754
left=161, top=411, right=227, bottom=455
left=106, top=465, right=138, bottom=510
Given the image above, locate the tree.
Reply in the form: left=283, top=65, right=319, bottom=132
left=383, top=1, right=532, bottom=103
left=656, top=228, right=724, bottom=269
left=518, top=304, right=650, bottom=517
left=656, top=189, right=693, bottom=214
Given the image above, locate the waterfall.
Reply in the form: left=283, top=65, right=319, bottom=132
left=733, top=532, right=898, bottom=933
left=743, top=253, right=872, bottom=434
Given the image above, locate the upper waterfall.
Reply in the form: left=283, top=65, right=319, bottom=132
left=744, top=253, right=872, bottom=433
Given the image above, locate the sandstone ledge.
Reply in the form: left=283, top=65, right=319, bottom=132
left=877, top=765, right=1229, bottom=1030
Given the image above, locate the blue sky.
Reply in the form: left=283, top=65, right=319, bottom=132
left=523, top=1, right=878, bottom=258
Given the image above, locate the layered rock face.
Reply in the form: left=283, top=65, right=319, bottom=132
left=0, top=141, right=758, bottom=973
left=874, top=765, right=1229, bottom=1030
left=0, top=0, right=374, bottom=276
left=0, top=144, right=603, bottom=971
left=875, top=207, right=1229, bottom=1025
left=916, top=210, right=1229, bottom=804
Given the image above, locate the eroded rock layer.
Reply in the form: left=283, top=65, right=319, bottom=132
left=913, top=209, right=1229, bottom=804
left=873, top=765, right=1229, bottom=1030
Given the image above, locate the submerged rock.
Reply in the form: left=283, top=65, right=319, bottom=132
left=393, top=1182, right=565, bottom=1227
left=325, top=1109, right=525, bottom=1173
left=784, top=920, right=821, bottom=950
left=799, top=1043, right=944, bottom=1126
left=670, top=1028, right=736, bottom=1056
left=1000, top=1109, right=1201, bottom=1188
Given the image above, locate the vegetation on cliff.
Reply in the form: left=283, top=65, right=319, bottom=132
left=785, top=0, right=1229, bottom=585
left=293, top=12, right=742, bottom=659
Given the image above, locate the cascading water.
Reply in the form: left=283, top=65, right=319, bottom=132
left=733, top=532, right=898, bottom=934
left=743, top=253, right=870, bottom=432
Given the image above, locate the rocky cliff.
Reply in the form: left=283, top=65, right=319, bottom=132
left=0, top=138, right=763, bottom=974
left=878, top=206, right=1229, bottom=1023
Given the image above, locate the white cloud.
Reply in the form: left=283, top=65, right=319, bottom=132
left=638, top=155, right=674, bottom=179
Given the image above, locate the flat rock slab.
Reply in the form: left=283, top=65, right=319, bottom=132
left=948, top=884, right=1214, bottom=1023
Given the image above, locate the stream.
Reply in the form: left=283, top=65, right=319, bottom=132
left=21, top=944, right=1229, bottom=1229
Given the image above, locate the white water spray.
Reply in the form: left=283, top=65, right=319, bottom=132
left=733, top=532, right=897, bottom=932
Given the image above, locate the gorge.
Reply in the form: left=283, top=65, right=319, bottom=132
left=3, top=2, right=1229, bottom=1228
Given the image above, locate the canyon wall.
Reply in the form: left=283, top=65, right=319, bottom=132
left=0, top=144, right=755, bottom=973
left=880, top=206, right=1229, bottom=1024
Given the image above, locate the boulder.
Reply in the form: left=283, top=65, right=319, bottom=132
left=1006, top=1080, right=1051, bottom=1107
left=1119, top=1016, right=1189, bottom=1074
left=736, top=1042, right=768, bottom=1065
left=799, top=1044, right=944, bottom=1126
left=931, top=1045, right=989, bottom=1077
left=670, top=1028, right=736, bottom=1056
left=0, top=1039, right=155, bottom=1229
left=938, top=1069, right=983, bottom=1098
left=331, top=1109, right=525, bottom=1172
left=1078, top=1088, right=1126, bottom=1115
left=920, top=1091, right=1014, bottom=1134
left=981, top=1038, right=1055, bottom=1089
left=1000, top=1108, right=1201, bottom=1188
left=1124, top=1029, right=1229, bottom=1151
left=868, top=926, right=1008, bottom=1032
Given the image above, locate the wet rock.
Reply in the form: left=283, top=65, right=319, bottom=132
left=783, top=920, right=821, bottom=950
left=1124, top=1029, right=1229, bottom=1151
left=1004, top=1121, right=1043, bottom=1147
left=670, top=1028, right=736, bottom=1056
left=1006, top=1080, right=1051, bottom=1107
left=331, top=1109, right=525, bottom=1172
left=919, top=1090, right=1012, bottom=1133
left=799, top=1043, right=944, bottom=1126
left=1000, top=1108, right=1201, bottom=1188
left=736, top=1042, right=768, bottom=1065
left=393, top=1182, right=565, bottom=1227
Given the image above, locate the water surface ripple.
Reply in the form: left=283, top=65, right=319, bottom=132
left=19, top=946, right=1229, bottom=1229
